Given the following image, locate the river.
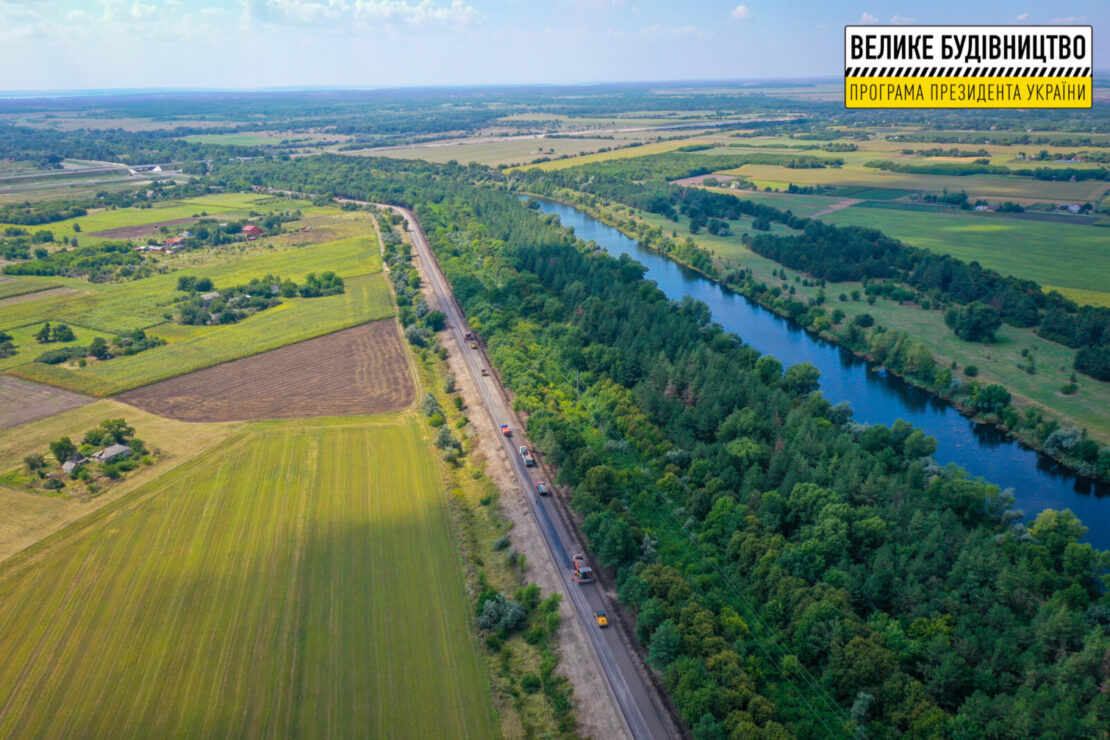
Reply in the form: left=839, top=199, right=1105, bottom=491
left=532, top=198, right=1110, bottom=551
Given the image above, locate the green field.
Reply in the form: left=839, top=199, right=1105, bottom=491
left=0, top=278, right=59, bottom=300
left=721, top=163, right=1110, bottom=203
left=0, top=414, right=498, bottom=737
left=181, top=133, right=282, bottom=146
left=0, top=225, right=392, bottom=394
left=0, top=322, right=114, bottom=372
left=820, top=206, right=1110, bottom=300
left=0, top=193, right=313, bottom=243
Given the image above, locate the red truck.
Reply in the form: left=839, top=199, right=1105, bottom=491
left=500, top=424, right=511, bottom=437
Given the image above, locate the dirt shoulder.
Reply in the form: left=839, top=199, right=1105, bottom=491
left=402, top=225, right=629, bottom=740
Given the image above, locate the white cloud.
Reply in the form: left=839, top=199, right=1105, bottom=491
left=261, top=0, right=477, bottom=27
left=730, top=5, right=750, bottom=22
left=1015, top=12, right=1028, bottom=21
left=1049, top=16, right=1085, bottom=24
left=859, top=12, right=879, bottom=24
left=130, top=1, right=157, bottom=20
left=890, top=14, right=914, bottom=25
left=267, top=0, right=342, bottom=24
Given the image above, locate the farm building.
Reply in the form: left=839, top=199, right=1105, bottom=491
left=200, top=291, right=220, bottom=305
left=242, top=225, right=263, bottom=238
left=94, top=444, right=131, bottom=463
left=62, top=455, right=87, bottom=474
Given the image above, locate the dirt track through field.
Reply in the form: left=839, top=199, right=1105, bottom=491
left=117, top=320, right=414, bottom=421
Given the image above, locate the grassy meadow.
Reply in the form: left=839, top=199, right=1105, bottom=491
left=0, top=414, right=499, bottom=738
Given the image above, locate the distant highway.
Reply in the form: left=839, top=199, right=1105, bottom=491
left=392, top=206, right=678, bottom=740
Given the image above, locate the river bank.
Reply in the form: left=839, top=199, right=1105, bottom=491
left=525, top=193, right=1110, bottom=549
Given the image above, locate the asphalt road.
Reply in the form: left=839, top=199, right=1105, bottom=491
left=393, top=206, right=676, bottom=740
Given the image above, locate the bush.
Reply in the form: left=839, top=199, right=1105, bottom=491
left=521, top=673, right=542, bottom=694
left=493, top=535, right=510, bottom=551
left=421, top=391, right=441, bottom=417
left=477, top=593, right=527, bottom=633
left=964, top=365, right=979, bottom=377
left=404, top=324, right=426, bottom=347
left=1061, top=382, right=1079, bottom=395
left=43, top=477, right=64, bottom=490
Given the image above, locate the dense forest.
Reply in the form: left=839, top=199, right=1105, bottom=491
left=209, top=154, right=1110, bottom=737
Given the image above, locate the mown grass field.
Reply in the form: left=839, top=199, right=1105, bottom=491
left=372, top=135, right=649, bottom=167
left=515, top=137, right=713, bottom=171
left=702, top=188, right=851, bottom=219
left=820, top=205, right=1110, bottom=299
left=721, top=163, right=1110, bottom=203
left=0, top=215, right=392, bottom=394
left=180, top=133, right=282, bottom=146
left=0, top=414, right=499, bottom=738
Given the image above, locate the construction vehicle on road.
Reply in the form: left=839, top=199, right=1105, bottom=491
left=535, top=480, right=548, bottom=496
left=519, top=446, right=535, bottom=467
left=572, top=553, right=594, bottom=584
left=594, top=610, right=609, bottom=628
left=500, top=424, right=511, bottom=437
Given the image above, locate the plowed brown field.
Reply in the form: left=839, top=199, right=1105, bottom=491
left=116, top=320, right=414, bottom=421
left=0, top=376, right=94, bottom=429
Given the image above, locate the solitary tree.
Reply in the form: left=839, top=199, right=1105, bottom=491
left=89, top=337, right=110, bottom=360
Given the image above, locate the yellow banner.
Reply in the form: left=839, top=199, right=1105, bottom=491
left=845, top=76, right=1091, bottom=108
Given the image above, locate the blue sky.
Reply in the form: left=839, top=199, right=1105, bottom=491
left=0, top=0, right=1105, bottom=90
